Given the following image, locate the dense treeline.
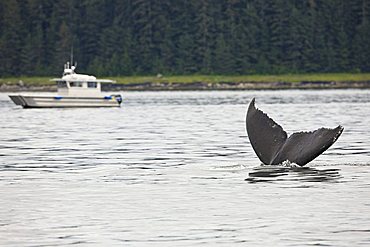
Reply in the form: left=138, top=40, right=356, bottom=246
left=0, top=0, right=369, bottom=76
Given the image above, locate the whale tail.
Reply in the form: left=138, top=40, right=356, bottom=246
left=246, top=98, right=343, bottom=166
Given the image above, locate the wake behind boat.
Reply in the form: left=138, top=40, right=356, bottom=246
left=9, top=62, right=122, bottom=108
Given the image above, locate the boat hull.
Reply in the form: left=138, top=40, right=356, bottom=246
left=9, top=95, right=121, bottom=108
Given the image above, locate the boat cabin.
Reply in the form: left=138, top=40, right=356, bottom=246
left=51, top=62, right=115, bottom=97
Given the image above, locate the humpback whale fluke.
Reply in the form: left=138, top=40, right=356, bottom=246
left=246, top=98, right=343, bottom=166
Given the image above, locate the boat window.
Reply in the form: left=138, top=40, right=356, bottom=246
left=57, top=81, right=67, bottom=88
left=88, top=81, right=97, bottom=88
left=69, top=82, right=83, bottom=87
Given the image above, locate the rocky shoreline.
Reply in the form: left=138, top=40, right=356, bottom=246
left=1, top=80, right=370, bottom=92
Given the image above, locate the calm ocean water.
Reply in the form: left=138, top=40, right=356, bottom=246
left=0, top=90, right=369, bottom=246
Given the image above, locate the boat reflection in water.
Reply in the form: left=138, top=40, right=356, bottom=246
left=9, top=62, right=122, bottom=108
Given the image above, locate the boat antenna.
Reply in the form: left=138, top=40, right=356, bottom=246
left=70, top=46, right=74, bottom=66
left=70, top=45, right=76, bottom=72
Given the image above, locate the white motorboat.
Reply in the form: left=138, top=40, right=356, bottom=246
left=9, top=62, right=122, bottom=108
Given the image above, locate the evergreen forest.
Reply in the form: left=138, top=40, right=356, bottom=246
left=1, top=0, right=370, bottom=77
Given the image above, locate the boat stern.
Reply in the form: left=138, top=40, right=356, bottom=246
left=112, top=94, right=123, bottom=106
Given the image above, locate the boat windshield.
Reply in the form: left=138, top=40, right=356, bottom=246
left=88, top=81, right=97, bottom=88
left=69, top=81, right=83, bottom=87
left=57, top=81, right=67, bottom=88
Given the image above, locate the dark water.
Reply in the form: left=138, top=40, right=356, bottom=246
left=0, top=90, right=369, bottom=246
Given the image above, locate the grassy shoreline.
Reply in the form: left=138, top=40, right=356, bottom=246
left=1, top=73, right=370, bottom=85
left=1, top=73, right=370, bottom=91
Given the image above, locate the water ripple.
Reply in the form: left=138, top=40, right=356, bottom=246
left=246, top=166, right=342, bottom=184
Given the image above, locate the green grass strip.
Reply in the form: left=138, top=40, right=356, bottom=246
left=2, top=73, right=370, bottom=86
